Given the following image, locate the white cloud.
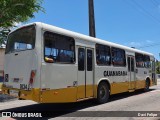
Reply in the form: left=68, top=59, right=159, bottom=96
left=146, top=40, right=153, bottom=43
left=129, top=41, right=142, bottom=47
left=10, top=22, right=24, bottom=31
left=158, top=5, right=160, bottom=12
left=128, top=40, right=154, bottom=48
left=0, top=22, right=23, bottom=31
left=13, top=22, right=23, bottom=27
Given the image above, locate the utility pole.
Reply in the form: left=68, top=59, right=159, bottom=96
left=89, top=0, right=96, bottom=37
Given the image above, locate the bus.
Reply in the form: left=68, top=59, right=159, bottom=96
left=2, top=22, right=157, bottom=103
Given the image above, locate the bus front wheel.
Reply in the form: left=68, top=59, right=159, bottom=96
left=97, top=82, right=109, bottom=104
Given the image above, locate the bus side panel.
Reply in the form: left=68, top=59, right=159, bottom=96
left=135, top=68, right=152, bottom=89
left=40, top=63, right=77, bottom=103
left=135, top=80, right=145, bottom=89
left=41, top=87, right=77, bottom=103
left=95, top=66, right=129, bottom=95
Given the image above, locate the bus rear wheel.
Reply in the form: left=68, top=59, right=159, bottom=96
left=97, top=82, right=109, bottom=104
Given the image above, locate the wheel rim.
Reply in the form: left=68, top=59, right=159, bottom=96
left=99, top=86, right=106, bottom=99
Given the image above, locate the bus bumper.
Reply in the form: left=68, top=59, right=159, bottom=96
left=2, top=85, right=41, bottom=102
left=2, top=85, right=77, bottom=103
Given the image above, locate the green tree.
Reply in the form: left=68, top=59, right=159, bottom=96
left=0, top=28, right=10, bottom=45
left=0, top=0, right=44, bottom=46
left=156, top=61, right=160, bottom=74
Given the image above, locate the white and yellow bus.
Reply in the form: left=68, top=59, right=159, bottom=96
left=2, top=22, right=157, bottom=103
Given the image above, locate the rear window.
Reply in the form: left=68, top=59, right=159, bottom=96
left=5, top=25, right=36, bottom=54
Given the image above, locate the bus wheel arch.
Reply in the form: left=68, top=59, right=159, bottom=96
left=144, top=77, right=150, bottom=92
left=96, top=79, right=110, bottom=104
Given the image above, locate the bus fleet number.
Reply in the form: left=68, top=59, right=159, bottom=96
left=20, top=84, right=28, bottom=90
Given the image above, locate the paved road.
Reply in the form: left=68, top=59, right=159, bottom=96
left=0, top=79, right=160, bottom=120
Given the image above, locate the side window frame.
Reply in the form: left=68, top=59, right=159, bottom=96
left=43, top=31, right=76, bottom=64
left=111, top=47, right=126, bottom=67
left=78, top=48, right=85, bottom=71
left=87, top=49, right=93, bottom=71
left=135, top=53, right=144, bottom=68
left=143, top=55, right=151, bottom=68
left=96, top=44, right=111, bottom=66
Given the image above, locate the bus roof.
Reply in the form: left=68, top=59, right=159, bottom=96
left=12, top=22, right=154, bottom=57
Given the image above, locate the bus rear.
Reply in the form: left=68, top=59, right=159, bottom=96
left=2, top=24, right=41, bottom=102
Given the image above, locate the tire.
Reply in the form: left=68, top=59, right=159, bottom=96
left=97, top=82, right=109, bottom=104
left=18, top=98, right=24, bottom=100
left=144, top=79, right=150, bottom=92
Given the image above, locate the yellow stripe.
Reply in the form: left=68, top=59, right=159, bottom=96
left=20, top=88, right=40, bottom=102
left=110, top=80, right=147, bottom=95
left=135, top=80, right=145, bottom=89
left=77, top=85, right=95, bottom=99
left=41, top=87, right=77, bottom=103
left=110, top=81, right=129, bottom=94
left=2, top=79, right=150, bottom=103
left=0, top=83, right=2, bottom=88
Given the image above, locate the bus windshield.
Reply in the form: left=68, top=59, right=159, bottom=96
left=5, top=25, right=35, bottom=54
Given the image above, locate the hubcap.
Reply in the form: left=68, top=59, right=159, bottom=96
left=99, top=86, right=106, bottom=99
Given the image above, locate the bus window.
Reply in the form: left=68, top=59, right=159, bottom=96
left=87, top=49, right=93, bottom=71
left=5, top=25, right=35, bottom=54
left=78, top=48, right=85, bottom=71
left=128, top=57, right=131, bottom=71
left=44, top=31, right=75, bottom=63
left=96, top=44, right=111, bottom=65
left=144, top=55, right=151, bottom=68
left=111, top=47, right=126, bottom=66
left=131, top=57, right=135, bottom=72
left=135, top=53, right=144, bottom=68
left=128, top=57, right=135, bottom=72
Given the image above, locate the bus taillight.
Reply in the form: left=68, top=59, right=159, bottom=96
left=29, top=70, right=36, bottom=85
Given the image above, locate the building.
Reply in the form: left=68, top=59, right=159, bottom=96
left=0, top=47, right=5, bottom=82
left=157, top=74, right=160, bottom=79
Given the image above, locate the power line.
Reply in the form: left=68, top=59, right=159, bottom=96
left=137, top=43, right=160, bottom=49
left=154, top=0, right=160, bottom=5
left=131, top=0, right=160, bottom=24
left=151, top=0, right=158, bottom=8
left=124, top=0, right=160, bottom=25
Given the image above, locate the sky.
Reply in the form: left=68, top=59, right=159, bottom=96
left=25, top=0, right=160, bottom=60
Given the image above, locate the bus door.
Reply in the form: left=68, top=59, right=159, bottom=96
left=77, top=46, right=94, bottom=99
left=127, top=56, right=136, bottom=90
